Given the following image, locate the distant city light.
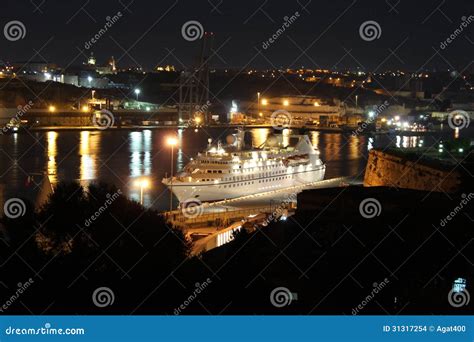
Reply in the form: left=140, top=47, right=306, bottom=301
left=230, top=100, right=238, bottom=114
left=261, top=99, right=268, bottom=105
left=283, top=99, right=289, bottom=106
left=48, top=106, right=56, bottom=112
left=313, top=101, right=320, bottom=106
left=81, top=105, right=89, bottom=112
left=368, top=111, right=375, bottom=118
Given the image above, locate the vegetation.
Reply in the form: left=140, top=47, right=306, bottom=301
left=1, top=182, right=472, bottom=314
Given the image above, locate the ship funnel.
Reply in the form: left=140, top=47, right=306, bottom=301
left=226, top=134, right=236, bottom=145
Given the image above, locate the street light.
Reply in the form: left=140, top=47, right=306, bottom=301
left=49, top=105, right=56, bottom=112
left=134, top=178, right=150, bottom=205
left=134, top=88, right=141, bottom=101
left=166, top=136, right=178, bottom=211
left=257, top=92, right=261, bottom=117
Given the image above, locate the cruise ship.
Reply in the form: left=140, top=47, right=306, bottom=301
left=162, top=130, right=325, bottom=203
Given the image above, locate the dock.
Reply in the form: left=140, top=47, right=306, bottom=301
left=164, top=176, right=361, bottom=254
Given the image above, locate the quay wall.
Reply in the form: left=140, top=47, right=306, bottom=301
left=363, top=149, right=462, bottom=193
left=0, top=108, right=177, bottom=126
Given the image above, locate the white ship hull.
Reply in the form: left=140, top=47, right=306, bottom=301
left=168, top=165, right=325, bottom=203
left=163, top=132, right=326, bottom=204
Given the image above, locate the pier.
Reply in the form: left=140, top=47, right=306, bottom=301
left=164, top=176, right=361, bottom=254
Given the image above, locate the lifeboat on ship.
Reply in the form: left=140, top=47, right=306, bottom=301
left=282, top=153, right=309, bottom=167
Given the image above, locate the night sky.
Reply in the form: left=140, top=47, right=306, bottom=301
left=0, top=0, right=473, bottom=71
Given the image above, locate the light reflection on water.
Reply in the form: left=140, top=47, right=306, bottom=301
left=0, top=128, right=462, bottom=211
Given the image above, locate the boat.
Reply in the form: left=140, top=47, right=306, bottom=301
left=162, top=129, right=326, bottom=203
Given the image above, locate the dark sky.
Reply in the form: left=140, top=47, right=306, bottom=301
left=0, top=0, right=473, bottom=71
